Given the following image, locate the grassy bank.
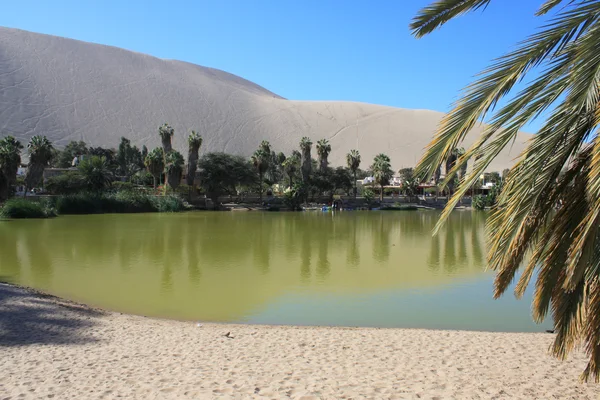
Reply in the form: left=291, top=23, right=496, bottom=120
left=1, top=191, right=187, bottom=219
left=0, top=198, right=56, bottom=219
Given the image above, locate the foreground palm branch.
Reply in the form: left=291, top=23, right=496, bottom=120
left=411, top=0, right=600, bottom=381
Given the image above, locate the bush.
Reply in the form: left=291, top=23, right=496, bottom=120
left=45, top=172, right=86, bottom=195
left=53, top=192, right=186, bottom=214
left=0, top=198, right=56, bottom=219
left=131, top=171, right=154, bottom=186
left=111, top=181, right=136, bottom=192
left=472, top=195, right=486, bottom=210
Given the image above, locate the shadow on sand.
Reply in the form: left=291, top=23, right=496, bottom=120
left=0, top=282, right=105, bottom=347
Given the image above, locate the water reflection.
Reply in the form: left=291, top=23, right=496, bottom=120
left=0, top=211, right=492, bottom=327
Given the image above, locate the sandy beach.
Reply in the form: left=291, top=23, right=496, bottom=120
left=1, top=283, right=599, bottom=399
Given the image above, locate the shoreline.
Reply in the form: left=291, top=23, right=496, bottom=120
left=1, top=283, right=599, bottom=399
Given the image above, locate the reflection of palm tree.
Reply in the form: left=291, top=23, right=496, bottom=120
left=372, top=214, right=391, bottom=263
left=186, top=219, right=201, bottom=285
left=457, top=213, right=468, bottom=267
left=0, top=223, right=22, bottom=282
left=316, top=236, right=330, bottom=280
left=300, top=228, right=311, bottom=281
left=427, top=233, right=440, bottom=272
left=471, top=212, right=485, bottom=267
left=443, top=218, right=456, bottom=272
left=253, top=215, right=271, bottom=274
left=27, top=221, right=53, bottom=286
left=346, top=220, right=360, bottom=267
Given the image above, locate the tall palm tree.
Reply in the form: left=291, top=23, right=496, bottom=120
left=299, top=137, right=312, bottom=183
left=346, top=149, right=361, bottom=198
left=371, top=153, right=393, bottom=202
left=144, top=147, right=164, bottom=188
left=444, top=148, right=458, bottom=195
left=186, top=131, right=202, bottom=187
left=24, top=135, right=54, bottom=194
left=158, top=123, right=174, bottom=153
left=412, top=0, right=600, bottom=381
left=164, top=150, right=184, bottom=190
left=251, top=147, right=270, bottom=202
left=316, top=139, right=331, bottom=171
left=282, top=153, right=300, bottom=188
left=0, top=136, right=23, bottom=201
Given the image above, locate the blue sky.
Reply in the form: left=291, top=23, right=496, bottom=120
left=1, top=0, right=549, bottom=132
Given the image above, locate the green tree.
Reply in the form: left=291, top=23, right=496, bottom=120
left=159, top=123, right=174, bottom=153
left=144, top=147, right=164, bottom=188
left=116, top=137, right=143, bottom=179
left=164, top=151, right=184, bottom=190
left=346, top=149, right=361, bottom=198
left=78, top=156, right=114, bottom=192
left=299, top=137, right=313, bottom=183
left=412, top=0, right=600, bottom=380
left=198, top=152, right=256, bottom=210
left=0, top=136, right=23, bottom=201
left=332, top=166, right=353, bottom=195
left=282, top=152, right=300, bottom=187
left=251, top=146, right=270, bottom=202
left=186, top=131, right=202, bottom=187
left=24, top=135, right=54, bottom=193
left=399, top=167, right=419, bottom=201
left=54, top=140, right=88, bottom=168
left=371, top=153, right=393, bottom=202
left=316, top=138, right=331, bottom=171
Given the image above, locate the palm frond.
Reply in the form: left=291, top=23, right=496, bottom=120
left=410, top=0, right=491, bottom=38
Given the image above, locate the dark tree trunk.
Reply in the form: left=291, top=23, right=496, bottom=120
left=353, top=171, right=357, bottom=198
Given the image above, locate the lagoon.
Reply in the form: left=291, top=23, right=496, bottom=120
left=0, top=211, right=551, bottom=332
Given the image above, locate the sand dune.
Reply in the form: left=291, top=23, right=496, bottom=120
left=0, top=27, right=530, bottom=171
left=2, top=283, right=598, bottom=399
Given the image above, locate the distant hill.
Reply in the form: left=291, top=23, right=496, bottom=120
left=0, top=27, right=530, bottom=171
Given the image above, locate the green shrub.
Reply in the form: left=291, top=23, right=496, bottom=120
left=153, top=195, right=186, bottom=212
left=111, top=181, right=136, bottom=192
left=131, top=171, right=154, bottom=186
left=0, top=198, right=56, bottom=219
left=45, top=172, right=86, bottom=195
left=53, top=192, right=186, bottom=214
left=472, top=195, right=486, bottom=210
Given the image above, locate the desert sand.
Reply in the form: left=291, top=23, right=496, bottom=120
left=1, top=284, right=599, bottom=399
left=0, top=27, right=530, bottom=171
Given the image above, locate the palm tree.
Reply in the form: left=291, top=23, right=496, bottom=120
left=371, top=153, right=393, bottom=202
left=186, top=131, right=202, bottom=187
left=444, top=149, right=458, bottom=195
left=299, top=137, right=312, bottom=183
left=78, top=156, right=114, bottom=192
left=164, top=151, right=184, bottom=190
left=412, top=0, right=600, bottom=381
left=456, top=148, right=467, bottom=181
left=346, top=149, right=361, bottom=198
left=144, top=147, right=164, bottom=188
left=282, top=153, right=300, bottom=188
left=0, top=136, right=23, bottom=201
left=316, top=139, right=331, bottom=171
left=158, top=123, right=174, bottom=153
left=251, top=147, right=270, bottom=202
left=24, top=135, right=54, bottom=194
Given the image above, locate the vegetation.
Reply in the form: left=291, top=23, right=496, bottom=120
left=186, top=131, right=202, bottom=187
left=346, top=149, right=361, bottom=198
left=164, top=151, right=185, bottom=190
left=371, top=154, right=393, bottom=201
left=78, top=156, right=114, bottom=192
left=197, top=152, right=256, bottom=210
left=159, top=123, right=174, bottom=153
left=45, top=171, right=86, bottom=195
left=316, top=139, right=331, bottom=172
left=412, top=0, right=600, bottom=380
left=0, top=198, right=55, bottom=219
left=299, top=137, right=313, bottom=183
left=144, top=147, right=165, bottom=188
left=24, top=135, right=54, bottom=194
left=53, top=191, right=185, bottom=215
left=0, top=136, right=23, bottom=201
left=252, top=141, right=271, bottom=202
left=116, top=137, right=143, bottom=179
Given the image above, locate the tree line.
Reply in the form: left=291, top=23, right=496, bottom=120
left=0, top=124, right=505, bottom=207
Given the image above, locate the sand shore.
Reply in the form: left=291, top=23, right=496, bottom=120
left=1, top=283, right=598, bottom=399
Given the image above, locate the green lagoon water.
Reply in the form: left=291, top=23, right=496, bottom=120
left=0, top=211, right=551, bottom=332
